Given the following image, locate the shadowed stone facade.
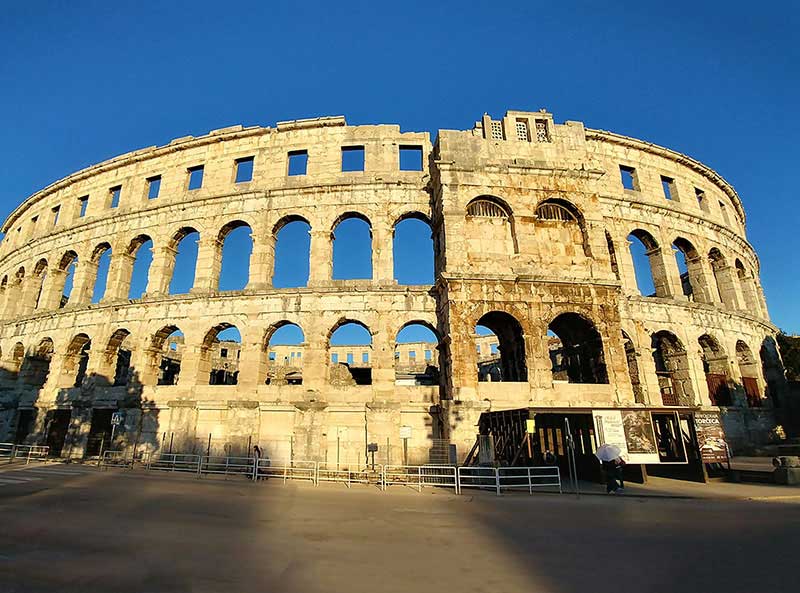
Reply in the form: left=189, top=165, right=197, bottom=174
left=0, top=111, right=787, bottom=464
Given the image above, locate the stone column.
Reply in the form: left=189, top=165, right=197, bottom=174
left=103, top=251, right=136, bottom=302
left=145, top=245, right=178, bottom=297
left=191, top=236, right=222, bottom=294
left=686, top=253, right=714, bottom=304
left=179, top=344, right=206, bottom=386
left=716, top=264, right=742, bottom=310
left=36, top=269, right=65, bottom=311
left=659, top=243, right=684, bottom=299
left=617, top=237, right=641, bottom=295
left=308, top=229, right=332, bottom=286
left=70, top=259, right=98, bottom=305
left=373, top=221, right=393, bottom=285
left=248, top=229, right=273, bottom=290
left=370, top=319, right=395, bottom=398
left=646, top=246, right=674, bottom=298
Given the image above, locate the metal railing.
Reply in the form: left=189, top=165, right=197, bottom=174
left=99, top=452, right=561, bottom=497
left=0, top=442, right=50, bottom=464
left=382, top=464, right=458, bottom=493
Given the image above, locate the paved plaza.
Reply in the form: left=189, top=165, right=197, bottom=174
left=0, top=462, right=798, bottom=593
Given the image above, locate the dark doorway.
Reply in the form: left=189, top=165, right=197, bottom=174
left=45, top=409, right=72, bottom=457
left=85, top=409, right=114, bottom=457
left=14, top=409, right=37, bottom=444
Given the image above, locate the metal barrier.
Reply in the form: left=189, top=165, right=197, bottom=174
left=457, top=465, right=561, bottom=495
left=199, top=455, right=254, bottom=478
left=0, top=443, right=49, bottom=464
left=100, top=450, right=134, bottom=469
left=255, top=459, right=316, bottom=484
left=382, top=465, right=458, bottom=493
left=146, top=453, right=202, bottom=473
left=316, top=463, right=376, bottom=488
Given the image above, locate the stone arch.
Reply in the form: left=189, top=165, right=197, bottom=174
left=628, top=229, right=667, bottom=297
left=672, top=237, right=704, bottom=302
left=698, top=334, right=732, bottom=405
left=736, top=340, right=761, bottom=407
left=534, top=197, right=591, bottom=257
left=200, top=323, right=242, bottom=385
left=272, top=215, right=311, bottom=288
left=708, top=248, right=737, bottom=308
left=332, top=212, right=373, bottom=280
left=465, top=195, right=518, bottom=255
left=21, top=337, right=53, bottom=387
left=64, top=333, right=91, bottom=387
left=734, top=258, right=760, bottom=313
left=104, top=328, right=132, bottom=386
left=90, top=242, right=113, bottom=303
left=475, top=311, right=527, bottom=382
left=30, top=258, right=48, bottom=311
left=393, top=212, right=434, bottom=285
left=328, top=319, right=373, bottom=385
left=217, top=219, right=253, bottom=291
left=167, top=226, right=200, bottom=295
left=125, top=234, right=154, bottom=300
left=149, top=325, right=184, bottom=386
left=56, top=250, right=79, bottom=308
left=264, top=320, right=306, bottom=385
left=547, top=312, right=608, bottom=384
left=621, top=330, right=644, bottom=403
left=394, top=321, right=441, bottom=385
left=651, top=330, right=695, bottom=406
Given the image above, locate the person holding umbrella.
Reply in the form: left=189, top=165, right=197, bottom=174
left=596, top=443, right=625, bottom=494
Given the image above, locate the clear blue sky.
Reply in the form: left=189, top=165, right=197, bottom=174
left=1, top=1, right=798, bottom=335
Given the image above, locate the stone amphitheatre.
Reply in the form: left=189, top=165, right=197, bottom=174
left=0, top=110, right=786, bottom=474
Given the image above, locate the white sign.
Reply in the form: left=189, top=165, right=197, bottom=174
left=111, top=411, right=125, bottom=426
left=593, top=410, right=661, bottom=464
left=592, top=410, right=629, bottom=462
left=400, top=425, right=412, bottom=439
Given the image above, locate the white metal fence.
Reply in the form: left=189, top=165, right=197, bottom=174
left=100, top=452, right=561, bottom=496
left=0, top=442, right=49, bottom=464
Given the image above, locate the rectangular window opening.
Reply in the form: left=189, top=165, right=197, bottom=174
left=535, top=119, right=550, bottom=142
left=362, top=352, right=369, bottom=363
left=147, top=175, right=161, bottom=199
left=424, top=349, right=432, bottom=361
left=695, top=188, right=709, bottom=212
left=220, top=348, right=228, bottom=358
left=51, top=205, right=60, bottom=226
left=515, top=119, right=530, bottom=142
left=331, top=353, right=339, bottom=364
left=719, top=201, right=731, bottom=225
left=288, top=150, right=308, bottom=176
left=188, top=165, right=204, bottom=190
left=78, top=196, right=89, bottom=218
left=409, top=350, right=416, bottom=360
left=346, top=353, right=354, bottom=365
left=269, top=352, right=276, bottom=361
left=341, top=146, right=365, bottom=172
left=490, top=121, right=504, bottom=140
left=399, top=145, right=423, bottom=171
left=661, top=176, right=675, bottom=200
left=619, top=165, right=637, bottom=191
left=235, top=156, right=254, bottom=183
left=109, top=186, right=122, bottom=209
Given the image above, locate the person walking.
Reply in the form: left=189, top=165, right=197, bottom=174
left=602, top=456, right=625, bottom=494
left=252, top=444, right=262, bottom=481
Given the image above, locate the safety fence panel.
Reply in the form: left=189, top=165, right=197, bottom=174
left=100, top=450, right=134, bottom=469
left=382, top=465, right=458, bottom=493
left=457, top=466, right=501, bottom=494
left=146, top=453, right=202, bottom=473
left=0, top=443, right=50, bottom=464
left=254, top=459, right=317, bottom=484
left=497, top=466, right=562, bottom=494
left=316, top=463, right=376, bottom=488
left=199, top=456, right=255, bottom=478
left=0, top=443, right=14, bottom=460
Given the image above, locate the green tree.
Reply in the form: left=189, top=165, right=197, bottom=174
left=777, top=332, right=800, bottom=382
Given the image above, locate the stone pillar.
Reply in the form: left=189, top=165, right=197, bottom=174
left=103, top=251, right=136, bottom=302
left=715, top=264, right=742, bottom=310
left=617, top=237, right=641, bottom=295
left=738, top=274, right=761, bottom=316
left=373, top=221, right=393, bottom=285
left=686, top=254, right=714, bottom=304
left=237, top=330, right=263, bottom=388
left=647, top=246, right=674, bottom=298
left=17, top=277, right=42, bottom=316
left=71, top=259, right=98, bottom=306
left=180, top=344, right=205, bottom=386
left=191, top=236, right=222, bottom=294
left=308, top=230, right=332, bottom=286
left=36, top=269, right=65, bottom=311
left=248, top=230, right=273, bottom=290
left=370, top=319, right=395, bottom=398
left=145, top=245, right=178, bottom=297
left=659, top=243, right=684, bottom=299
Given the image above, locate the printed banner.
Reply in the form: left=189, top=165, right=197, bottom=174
left=592, top=410, right=629, bottom=461
left=621, top=410, right=660, bottom=464
left=694, top=412, right=729, bottom=463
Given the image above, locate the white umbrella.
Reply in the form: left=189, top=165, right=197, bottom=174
left=595, top=443, right=622, bottom=462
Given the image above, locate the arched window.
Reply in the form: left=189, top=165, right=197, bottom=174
left=651, top=331, right=695, bottom=406
left=734, top=259, right=759, bottom=313
left=65, top=333, right=91, bottom=387
left=736, top=340, right=761, bottom=407
left=395, top=322, right=439, bottom=385
left=22, top=338, right=53, bottom=387
left=218, top=221, right=252, bottom=291
left=168, top=228, right=199, bottom=295
left=105, top=329, right=132, bottom=387
left=127, top=235, right=153, bottom=300
left=58, top=251, right=78, bottom=307
left=465, top=196, right=517, bottom=257
left=475, top=311, right=527, bottom=382
left=152, top=326, right=184, bottom=386
left=698, top=334, right=731, bottom=406
left=548, top=313, right=608, bottom=384
left=332, top=214, right=372, bottom=280
left=273, top=216, right=311, bottom=288
left=265, top=322, right=305, bottom=385
left=535, top=200, right=577, bottom=222
left=91, top=243, right=112, bottom=303
left=329, top=321, right=372, bottom=385
left=32, top=259, right=48, bottom=310
left=467, top=198, right=509, bottom=219
left=708, top=248, right=736, bottom=308
left=393, top=214, right=434, bottom=285
left=628, top=230, right=661, bottom=297
left=201, top=324, right=242, bottom=385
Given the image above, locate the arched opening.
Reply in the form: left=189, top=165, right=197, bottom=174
left=672, top=238, right=701, bottom=301
left=218, top=221, right=252, bottom=291
left=735, top=259, right=759, bottom=313
left=265, top=322, right=305, bottom=385
left=547, top=313, right=608, bottom=384
left=395, top=322, right=439, bottom=385
left=168, top=228, right=199, bottom=295
left=32, top=259, right=48, bottom=310
left=475, top=311, right=527, bottom=382
left=465, top=196, right=517, bottom=256
left=151, top=326, right=184, bottom=385
left=737, top=340, right=761, bottom=407
left=535, top=198, right=591, bottom=257
left=709, top=248, right=735, bottom=307
left=58, top=251, right=78, bottom=308
left=105, top=329, right=132, bottom=387
left=11, top=342, right=25, bottom=376
left=8, top=267, right=25, bottom=316
left=760, top=336, right=785, bottom=407
left=90, top=243, right=112, bottom=303
left=127, top=235, right=153, bottom=300
left=65, top=333, right=91, bottom=387
left=698, top=334, right=732, bottom=406
left=0, top=276, right=7, bottom=316
left=329, top=321, right=372, bottom=385
left=202, top=324, right=241, bottom=385
left=393, top=214, right=434, bottom=285
left=332, top=214, right=372, bottom=280
left=622, top=331, right=644, bottom=403
left=651, top=331, right=695, bottom=406
left=272, top=216, right=311, bottom=288
left=1, top=342, right=24, bottom=385
left=22, top=338, right=53, bottom=388
left=627, top=230, right=660, bottom=297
